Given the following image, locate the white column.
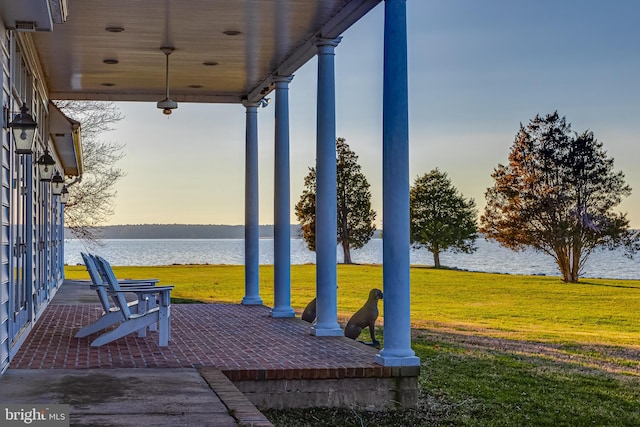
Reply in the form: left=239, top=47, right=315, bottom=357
left=272, top=76, right=295, bottom=318
left=242, top=100, right=263, bottom=305
left=312, top=38, right=343, bottom=336
left=375, top=0, right=420, bottom=367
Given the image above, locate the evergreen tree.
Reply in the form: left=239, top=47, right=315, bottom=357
left=295, top=138, right=376, bottom=264
left=410, top=169, right=478, bottom=268
left=297, top=169, right=317, bottom=251
left=481, top=112, right=638, bottom=282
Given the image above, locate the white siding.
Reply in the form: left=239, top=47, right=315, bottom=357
left=0, top=25, right=10, bottom=374
left=0, top=30, right=69, bottom=374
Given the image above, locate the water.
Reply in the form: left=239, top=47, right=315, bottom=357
left=64, top=238, right=640, bottom=280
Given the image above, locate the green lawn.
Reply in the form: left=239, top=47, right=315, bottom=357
left=65, top=264, right=640, bottom=426
left=66, top=264, right=640, bottom=346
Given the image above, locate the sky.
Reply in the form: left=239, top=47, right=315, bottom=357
left=102, top=1, right=640, bottom=228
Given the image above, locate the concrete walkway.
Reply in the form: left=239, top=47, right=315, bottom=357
left=0, top=368, right=243, bottom=426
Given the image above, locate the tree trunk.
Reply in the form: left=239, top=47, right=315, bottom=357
left=555, top=247, right=580, bottom=283
left=570, top=237, right=582, bottom=283
left=338, top=201, right=352, bottom=263
left=342, top=241, right=352, bottom=264
left=432, top=250, right=441, bottom=268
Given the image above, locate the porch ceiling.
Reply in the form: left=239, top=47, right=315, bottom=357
left=31, top=0, right=380, bottom=104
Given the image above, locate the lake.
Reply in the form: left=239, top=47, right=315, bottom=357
left=64, top=238, right=640, bottom=280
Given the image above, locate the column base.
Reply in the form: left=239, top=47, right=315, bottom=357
left=271, top=306, right=296, bottom=318
left=311, top=323, right=343, bottom=337
left=241, top=296, right=263, bottom=305
left=375, top=353, right=421, bottom=367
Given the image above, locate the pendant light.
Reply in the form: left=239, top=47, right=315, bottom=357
left=156, top=47, right=178, bottom=115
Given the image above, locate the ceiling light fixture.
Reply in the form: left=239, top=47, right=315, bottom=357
left=157, top=46, right=177, bottom=115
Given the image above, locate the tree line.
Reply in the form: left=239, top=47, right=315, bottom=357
left=295, top=113, right=639, bottom=283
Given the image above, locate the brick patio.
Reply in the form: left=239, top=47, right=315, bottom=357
left=9, top=281, right=419, bottom=409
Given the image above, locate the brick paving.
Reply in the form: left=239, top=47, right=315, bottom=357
left=11, top=284, right=388, bottom=382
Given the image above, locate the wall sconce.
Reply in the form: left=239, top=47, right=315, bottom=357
left=51, top=171, right=64, bottom=195
left=9, top=103, right=38, bottom=154
left=60, top=186, right=70, bottom=204
left=36, top=148, right=56, bottom=181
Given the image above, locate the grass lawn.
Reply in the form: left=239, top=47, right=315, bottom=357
left=65, top=264, right=640, bottom=426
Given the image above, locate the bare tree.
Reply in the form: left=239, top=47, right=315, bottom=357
left=55, top=101, right=125, bottom=242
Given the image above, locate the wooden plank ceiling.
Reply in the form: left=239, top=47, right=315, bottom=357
left=30, top=0, right=380, bottom=104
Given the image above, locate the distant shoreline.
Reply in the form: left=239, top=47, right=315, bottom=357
left=66, top=224, right=293, bottom=239
left=65, top=224, right=382, bottom=240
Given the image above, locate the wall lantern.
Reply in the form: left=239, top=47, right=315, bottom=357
left=9, top=103, right=38, bottom=154
left=51, top=171, right=64, bottom=195
left=36, top=148, right=56, bottom=181
left=60, top=186, right=70, bottom=204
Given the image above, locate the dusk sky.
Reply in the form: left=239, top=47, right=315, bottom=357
left=103, top=1, right=640, bottom=228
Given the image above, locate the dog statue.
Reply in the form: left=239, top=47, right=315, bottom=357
left=301, top=297, right=316, bottom=323
left=344, top=288, right=383, bottom=347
